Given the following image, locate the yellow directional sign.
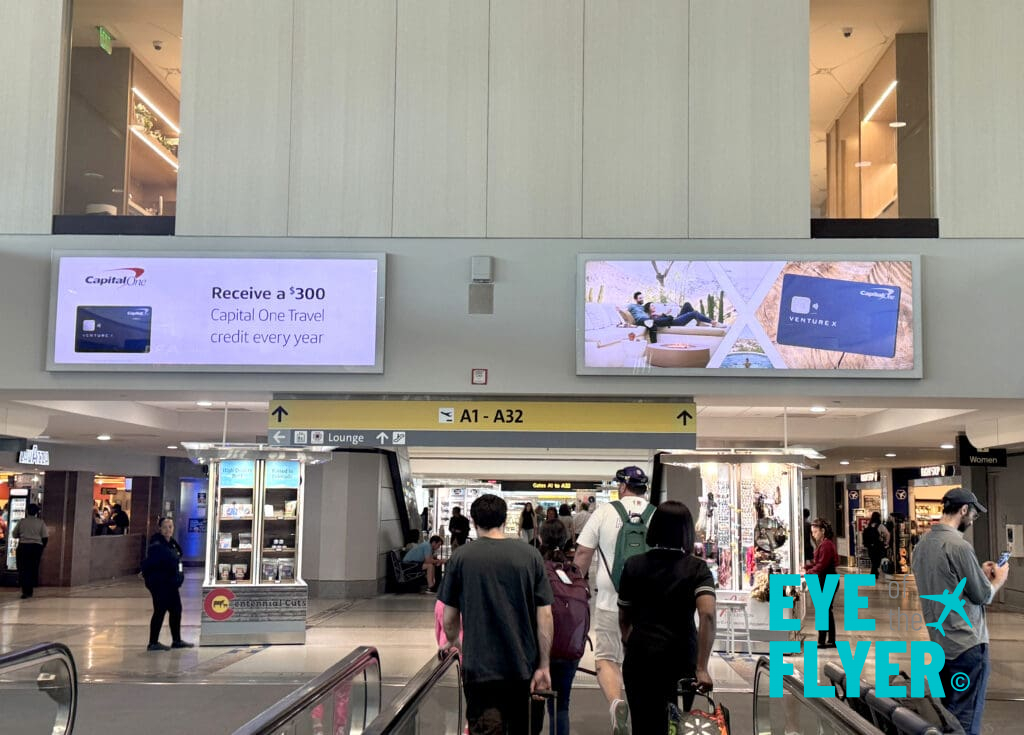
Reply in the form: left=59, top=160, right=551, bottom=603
left=268, top=399, right=696, bottom=434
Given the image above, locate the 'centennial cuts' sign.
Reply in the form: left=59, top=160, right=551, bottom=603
left=200, top=584, right=307, bottom=645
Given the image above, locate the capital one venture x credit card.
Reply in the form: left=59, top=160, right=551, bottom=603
left=776, top=274, right=901, bottom=357
left=75, top=306, right=152, bottom=353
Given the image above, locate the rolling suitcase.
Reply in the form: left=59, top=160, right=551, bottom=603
left=668, top=679, right=731, bottom=735
left=528, top=688, right=557, bottom=735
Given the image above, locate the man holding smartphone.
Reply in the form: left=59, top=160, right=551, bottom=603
left=912, top=488, right=1009, bottom=735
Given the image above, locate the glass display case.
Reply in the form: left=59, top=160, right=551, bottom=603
left=211, top=459, right=257, bottom=584
left=199, top=455, right=308, bottom=645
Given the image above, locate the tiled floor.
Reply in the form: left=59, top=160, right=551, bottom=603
left=1, top=572, right=1022, bottom=733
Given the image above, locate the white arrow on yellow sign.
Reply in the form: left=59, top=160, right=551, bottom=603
left=268, top=399, right=696, bottom=434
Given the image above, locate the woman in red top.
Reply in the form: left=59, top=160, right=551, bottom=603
left=804, top=518, right=839, bottom=648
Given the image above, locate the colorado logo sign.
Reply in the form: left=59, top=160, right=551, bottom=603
left=203, top=587, right=236, bottom=621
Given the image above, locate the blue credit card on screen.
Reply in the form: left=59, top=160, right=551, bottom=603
left=776, top=274, right=901, bottom=357
left=75, top=306, right=152, bottom=353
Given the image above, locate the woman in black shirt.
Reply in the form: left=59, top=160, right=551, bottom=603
left=618, top=501, right=717, bottom=735
left=141, top=517, right=192, bottom=650
left=519, top=502, right=537, bottom=545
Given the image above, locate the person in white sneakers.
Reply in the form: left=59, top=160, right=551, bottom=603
left=573, top=466, right=654, bottom=735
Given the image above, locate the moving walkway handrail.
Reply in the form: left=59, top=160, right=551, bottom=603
left=753, top=655, right=885, bottom=735
left=232, top=645, right=381, bottom=735
left=363, top=649, right=462, bottom=735
left=0, top=641, right=78, bottom=735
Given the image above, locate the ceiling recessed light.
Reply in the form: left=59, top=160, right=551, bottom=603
left=167, top=445, right=178, bottom=450
left=97, top=434, right=112, bottom=441
left=809, top=406, right=827, bottom=413
left=885, top=452, right=897, bottom=458
left=196, top=400, right=214, bottom=407
left=840, top=460, right=851, bottom=466
left=35, top=435, right=50, bottom=440
left=889, top=121, right=907, bottom=128
left=940, top=443, right=955, bottom=450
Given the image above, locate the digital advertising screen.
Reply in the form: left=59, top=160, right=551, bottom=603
left=578, top=256, right=920, bottom=377
left=49, top=253, right=385, bottom=372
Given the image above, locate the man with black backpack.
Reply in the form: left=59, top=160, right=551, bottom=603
left=574, top=466, right=655, bottom=735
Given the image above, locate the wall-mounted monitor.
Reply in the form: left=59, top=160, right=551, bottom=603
left=49, top=253, right=385, bottom=372
left=578, top=255, right=920, bottom=377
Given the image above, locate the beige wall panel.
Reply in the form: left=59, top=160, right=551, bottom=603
left=487, top=0, right=583, bottom=237
left=583, top=0, right=688, bottom=237
left=290, top=1, right=396, bottom=236
left=176, top=0, right=293, bottom=236
left=688, top=0, right=808, bottom=237
left=0, top=0, right=65, bottom=234
left=393, top=0, right=488, bottom=237
left=933, top=1, right=1024, bottom=237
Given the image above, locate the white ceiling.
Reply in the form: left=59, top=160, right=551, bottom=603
left=809, top=0, right=930, bottom=211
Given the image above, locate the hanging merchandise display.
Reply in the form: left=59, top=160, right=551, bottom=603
left=666, top=453, right=807, bottom=654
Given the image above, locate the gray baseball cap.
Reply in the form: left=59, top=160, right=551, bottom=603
left=942, top=487, right=987, bottom=513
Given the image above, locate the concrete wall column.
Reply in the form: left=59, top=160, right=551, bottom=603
left=303, top=452, right=399, bottom=598
left=0, top=0, right=66, bottom=233
left=960, top=465, right=991, bottom=563
left=40, top=470, right=93, bottom=586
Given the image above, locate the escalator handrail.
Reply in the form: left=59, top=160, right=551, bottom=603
left=363, top=648, right=462, bottom=735
left=0, top=641, right=78, bottom=735
left=753, top=655, right=885, bottom=735
left=231, top=645, right=381, bottom=735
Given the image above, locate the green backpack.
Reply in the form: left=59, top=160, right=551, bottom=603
left=599, top=501, right=656, bottom=591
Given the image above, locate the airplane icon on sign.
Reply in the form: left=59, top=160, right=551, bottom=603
left=438, top=408, right=454, bottom=423
left=920, top=577, right=972, bottom=636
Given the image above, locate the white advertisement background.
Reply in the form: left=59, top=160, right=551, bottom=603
left=52, top=257, right=380, bottom=367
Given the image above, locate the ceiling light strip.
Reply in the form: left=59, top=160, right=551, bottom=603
left=863, top=80, right=898, bottom=123
left=130, top=126, right=179, bottom=171
left=131, top=87, right=180, bottom=134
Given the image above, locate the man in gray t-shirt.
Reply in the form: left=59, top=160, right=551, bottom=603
left=438, top=494, right=553, bottom=734
left=912, top=488, right=1008, bottom=735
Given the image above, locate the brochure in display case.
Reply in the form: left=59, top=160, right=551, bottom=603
left=200, top=456, right=308, bottom=645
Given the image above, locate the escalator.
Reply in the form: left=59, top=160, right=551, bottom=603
left=0, top=642, right=78, bottom=734
left=2, top=640, right=947, bottom=734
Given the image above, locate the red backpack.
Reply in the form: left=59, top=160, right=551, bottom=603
left=545, top=560, right=591, bottom=661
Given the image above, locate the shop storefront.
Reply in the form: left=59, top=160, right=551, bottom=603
left=92, top=475, right=132, bottom=534
left=2, top=473, right=45, bottom=579
left=847, top=474, right=885, bottom=570
left=663, top=453, right=807, bottom=653
left=423, top=480, right=607, bottom=545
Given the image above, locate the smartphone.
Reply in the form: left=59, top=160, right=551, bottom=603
left=997, top=551, right=1011, bottom=567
